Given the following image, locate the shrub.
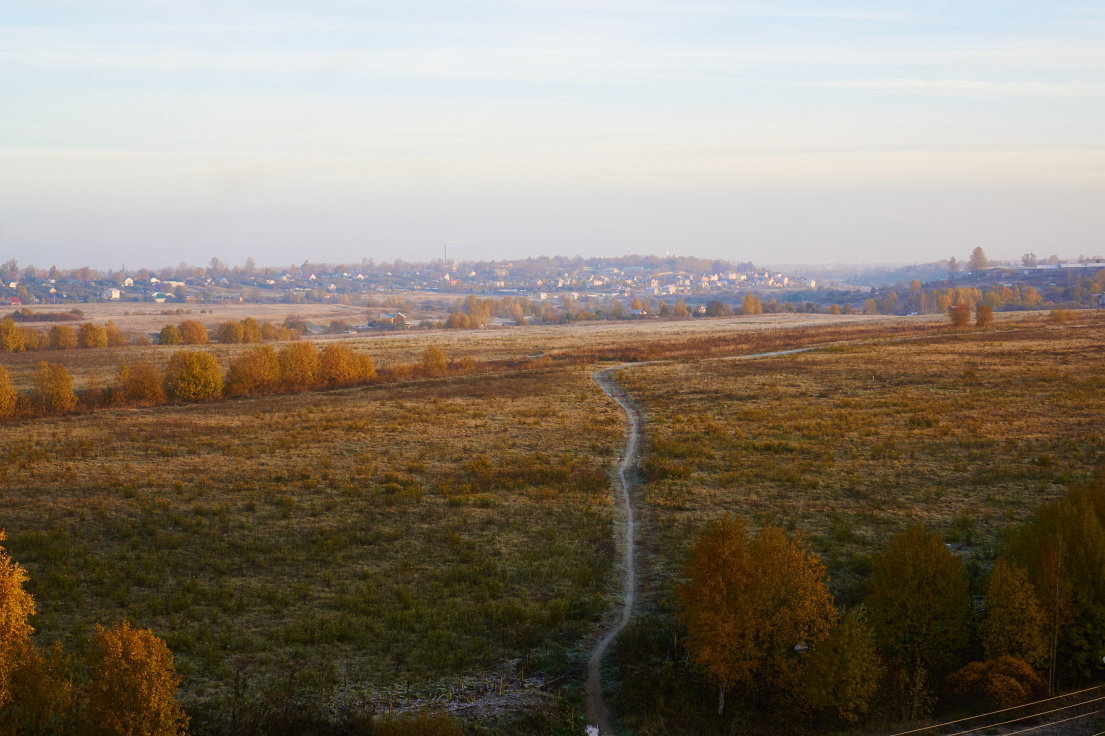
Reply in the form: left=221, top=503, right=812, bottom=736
left=422, top=346, right=447, bottom=376
left=278, top=342, right=319, bottom=391
left=0, top=367, right=17, bottom=419
left=48, top=324, right=77, bottom=350
left=77, top=322, right=109, bottom=348
left=947, top=656, right=1046, bottom=708
left=33, top=362, right=77, bottom=414
left=85, top=621, right=189, bottom=736
left=164, top=350, right=223, bottom=401
left=224, top=346, right=281, bottom=397
left=975, top=304, right=994, bottom=327
left=1048, top=309, right=1077, bottom=324
left=117, top=362, right=167, bottom=406
left=947, top=302, right=971, bottom=328
left=178, top=320, right=209, bottom=344
left=158, top=325, right=182, bottom=345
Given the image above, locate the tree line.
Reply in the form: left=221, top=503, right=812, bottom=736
left=0, top=317, right=307, bottom=354
left=0, top=344, right=478, bottom=421
left=614, top=469, right=1105, bottom=733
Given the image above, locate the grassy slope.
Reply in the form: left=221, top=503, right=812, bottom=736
left=616, top=318, right=1105, bottom=602
left=1, top=366, right=621, bottom=708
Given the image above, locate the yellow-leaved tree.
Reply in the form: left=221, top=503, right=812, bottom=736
left=164, top=351, right=223, bottom=401
left=117, top=362, right=167, bottom=406
left=33, top=362, right=78, bottom=415
left=317, top=344, right=361, bottom=387
left=0, top=366, right=18, bottom=419
left=422, top=346, right=447, bottom=376
left=85, top=621, right=189, bottom=736
left=224, top=345, right=281, bottom=397
left=981, top=559, right=1048, bottom=669
left=278, top=342, right=319, bottom=392
left=0, top=531, right=35, bottom=710
left=678, top=518, right=837, bottom=714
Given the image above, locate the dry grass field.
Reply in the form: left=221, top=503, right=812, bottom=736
left=0, top=312, right=913, bottom=393
left=0, top=364, right=623, bottom=723
left=4, top=308, right=1100, bottom=731
left=14, top=302, right=371, bottom=334
left=616, top=314, right=1105, bottom=603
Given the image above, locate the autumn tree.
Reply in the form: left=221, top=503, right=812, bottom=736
left=742, top=293, right=763, bottom=316
left=968, top=246, right=989, bottom=272
left=0, top=367, right=17, bottom=419
left=803, top=610, right=882, bottom=724
left=947, top=302, right=971, bottom=328
left=975, top=303, right=994, bottom=327
left=678, top=518, right=837, bottom=713
left=980, top=559, right=1047, bottom=669
left=705, top=300, right=733, bottom=317
left=157, top=325, right=181, bottom=345
left=48, top=324, right=77, bottom=350
left=177, top=320, right=208, bottom=345
left=444, top=312, right=470, bottom=329
left=85, top=621, right=189, bottom=736
left=4, top=640, right=74, bottom=735
left=224, top=346, right=281, bottom=397
left=864, top=524, right=971, bottom=678
left=240, top=317, right=262, bottom=343
left=1005, top=475, right=1105, bottom=687
left=862, top=298, right=878, bottom=315
left=104, top=321, right=128, bottom=347
left=318, top=344, right=363, bottom=387
left=21, top=328, right=47, bottom=351
left=948, top=656, right=1046, bottom=709
left=214, top=321, right=244, bottom=344
left=77, top=322, right=108, bottom=349
left=0, top=532, right=35, bottom=711
left=0, top=319, right=25, bottom=352
left=117, top=363, right=167, bottom=406
left=278, top=341, right=319, bottom=391
left=164, top=350, right=222, bottom=401
left=422, top=346, right=447, bottom=376
left=33, top=362, right=77, bottom=414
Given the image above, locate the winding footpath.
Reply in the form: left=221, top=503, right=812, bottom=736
left=586, top=366, right=644, bottom=736
left=584, top=348, right=820, bottom=735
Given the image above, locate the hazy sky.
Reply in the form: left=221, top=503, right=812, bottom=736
left=1, top=1, right=1102, bottom=269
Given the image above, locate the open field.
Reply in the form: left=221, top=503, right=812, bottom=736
left=1, top=312, right=924, bottom=392
left=10, top=301, right=372, bottom=334
left=615, top=315, right=1105, bottom=604
left=2, top=310, right=1102, bottom=732
left=0, top=364, right=623, bottom=728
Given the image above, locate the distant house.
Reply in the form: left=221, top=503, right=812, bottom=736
left=101, top=288, right=121, bottom=300
left=8, top=297, right=21, bottom=306
left=372, top=312, right=407, bottom=329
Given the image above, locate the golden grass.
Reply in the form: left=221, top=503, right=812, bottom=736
left=616, top=316, right=1105, bottom=598
left=0, top=311, right=929, bottom=393
left=2, top=308, right=1100, bottom=726
left=1, top=365, right=622, bottom=708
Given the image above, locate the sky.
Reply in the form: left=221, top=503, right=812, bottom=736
left=1, top=1, right=1102, bottom=269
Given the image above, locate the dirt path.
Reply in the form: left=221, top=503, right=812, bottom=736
left=586, top=365, right=645, bottom=735
left=583, top=348, right=820, bottom=735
